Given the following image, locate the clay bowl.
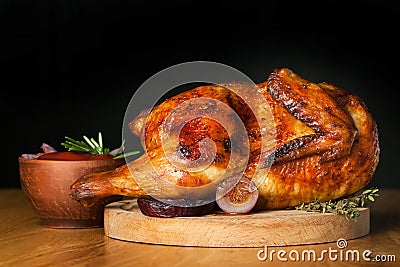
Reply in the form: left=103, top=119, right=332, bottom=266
left=18, top=156, right=125, bottom=228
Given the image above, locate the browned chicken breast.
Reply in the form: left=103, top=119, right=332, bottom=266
left=70, top=68, right=379, bottom=210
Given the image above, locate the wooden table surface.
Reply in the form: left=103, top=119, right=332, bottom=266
left=0, top=189, right=399, bottom=267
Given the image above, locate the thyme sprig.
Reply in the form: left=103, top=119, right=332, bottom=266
left=295, top=187, right=379, bottom=221
left=61, top=132, right=139, bottom=159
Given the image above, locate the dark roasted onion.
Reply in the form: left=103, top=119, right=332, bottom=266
left=137, top=197, right=215, bottom=218
left=216, top=174, right=259, bottom=214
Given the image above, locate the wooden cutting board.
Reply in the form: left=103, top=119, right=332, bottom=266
left=104, top=200, right=369, bottom=247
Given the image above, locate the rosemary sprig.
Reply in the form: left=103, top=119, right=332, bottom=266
left=62, top=132, right=108, bottom=155
left=61, top=132, right=139, bottom=159
left=295, top=187, right=379, bottom=221
left=113, top=150, right=140, bottom=159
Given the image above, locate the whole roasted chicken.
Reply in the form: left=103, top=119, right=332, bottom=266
left=70, top=68, right=379, bottom=210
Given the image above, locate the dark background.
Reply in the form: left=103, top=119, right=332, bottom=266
left=2, top=1, right=399, bottom=188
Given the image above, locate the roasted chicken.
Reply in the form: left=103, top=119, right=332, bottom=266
left=70, top=68, right=380, bottom=210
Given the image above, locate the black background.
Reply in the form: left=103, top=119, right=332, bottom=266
left=2, top=0, right=399, bottom=188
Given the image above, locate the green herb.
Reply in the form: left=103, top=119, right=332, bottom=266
left=295, top=187, right=379, bottom=221
left=61, top=132, right=140, bottom=159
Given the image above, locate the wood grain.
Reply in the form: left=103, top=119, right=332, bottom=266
left=1, top=189, right=399, bottom=267
left=104, top=200, right=369, bottom=247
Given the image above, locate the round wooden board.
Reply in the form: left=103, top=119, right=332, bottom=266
left=104, top=200, right=370, bottom=247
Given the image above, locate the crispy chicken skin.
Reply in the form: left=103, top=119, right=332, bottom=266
left=70, top=68, right=379, bottom=210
